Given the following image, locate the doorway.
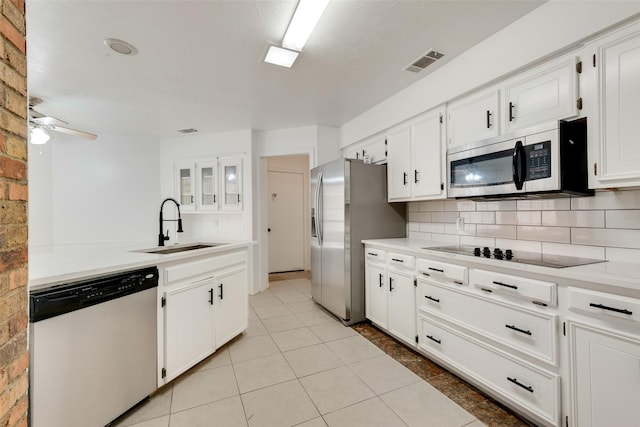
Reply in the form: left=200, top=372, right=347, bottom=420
left=266, top=155, right=310, bottom=274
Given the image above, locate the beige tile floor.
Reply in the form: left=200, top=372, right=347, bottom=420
left=112, top=277, right=486, bottom=427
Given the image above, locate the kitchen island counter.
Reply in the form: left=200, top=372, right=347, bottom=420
left=29, top=240, right=255, bottom=290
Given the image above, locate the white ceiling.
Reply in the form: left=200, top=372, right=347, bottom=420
left=27, top=0, right=545, bottom=140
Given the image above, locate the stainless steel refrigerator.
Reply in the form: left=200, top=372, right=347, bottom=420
left=311, top=158, right=406, bottom=325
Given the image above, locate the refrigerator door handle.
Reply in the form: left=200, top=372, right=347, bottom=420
left=317, top=171, right=323, bottom=245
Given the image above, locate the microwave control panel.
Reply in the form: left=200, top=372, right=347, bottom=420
left=525, top=141, right=551, bottom=181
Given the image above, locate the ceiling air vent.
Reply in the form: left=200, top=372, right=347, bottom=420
left=404, top=49, right=444, bottom=73
left=177, top=128, right=198, bottom=134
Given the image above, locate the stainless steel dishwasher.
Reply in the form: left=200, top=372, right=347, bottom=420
left=29, top=267, right=158, bottom=427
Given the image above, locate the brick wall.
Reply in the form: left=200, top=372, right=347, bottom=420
left=0, top=0, right=28, bottom=426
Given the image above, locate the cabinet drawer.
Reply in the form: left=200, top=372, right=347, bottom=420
left=569, top=287, right=640, bottom=324
left=416, top=258, right=467, bottom=285
left=164, top=251, right=247, bottom=284
left=418, top=316, right=560, bottom=426
left=418, top=281, right=558, bottom=365
left=365, top=248, right=387, bottom=262
left=470, top=269, right=557, bottom=306
left=388, top=252, right=415, bottom=270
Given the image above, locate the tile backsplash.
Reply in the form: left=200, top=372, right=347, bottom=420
left=407, top=189, right=640, bottom=262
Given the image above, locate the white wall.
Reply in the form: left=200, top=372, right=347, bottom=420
left=159, top=129, right=253, bottom=243
left=28, top=133, right=160, bottom=247
left=340, top=1, right=640, bottom=146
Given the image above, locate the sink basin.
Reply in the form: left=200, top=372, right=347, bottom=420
left=138, top=244, right=219, bottom=255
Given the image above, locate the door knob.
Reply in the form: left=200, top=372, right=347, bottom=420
left=268, top=228, right=271, bottom=232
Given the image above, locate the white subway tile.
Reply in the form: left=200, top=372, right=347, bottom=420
left=431, top=233, right=460, bottom=244
left=408, top=202, right=421, bottom=212
left=444, top=223, right=477, bottom=235
left=476, top=200, right=516, bottom=211
left=476, top=224, right=517, bottom=239
left=496, top=211, right=541, bottom=225
left=541, top=210, right=604, bottom=228
left=431, top=211, right=459, bottom=223
left=408, top=222, right=420, bottom=232
left=605, top=247, right=640, bottom=262
left=409, top=231, right=431, bottom=240
left=516, top=198, right=570, bottom=211
left=419, top=222, right=445, bottom=233
left=542, top=242, right=605, bottom=259
left=571, top=189, right=640, bottom=210
left=572, top=228, right=640, bottom=249
left=460, top=235, right=496, bottom=247
left=495, top=239, right=542, bottom=253
left=517, top=226, right=571, bottom=243
left=461, top=211, right=495, bottom=224
left=606, top=210, right=640, bottom=229
left=420, top=200, right=445, bottom=212
left=408, top=211, right=432, bottom=222
left=444, top=200, right=476, bottom=212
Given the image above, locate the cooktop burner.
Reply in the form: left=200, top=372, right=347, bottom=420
left=425, top=245, right=607, bottom=269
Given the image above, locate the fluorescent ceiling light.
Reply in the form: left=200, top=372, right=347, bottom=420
left=30, top=127, right=51, bottom=145
left=282, top=0, right=330, bottom=52
left=264, top=45, right=299, bottom=68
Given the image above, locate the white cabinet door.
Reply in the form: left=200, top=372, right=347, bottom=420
left=365, top=263, right=387, bottom=329
left=387, top=270, right=415, bottom=346
left=387, top=125, right=412, bottom=201
left=214, top=266, right=248, bottom=348
left=196, top=160, right=218, bottom=211
left=447, top=89, right=500, bottom=149
left=597, top=26, right=640, bottom=186
left=570, top=322, right=640, bottom=427
left=164, top=277, right=215, bottom=382
left=411, top=109, right=445, bottom=199
left=175, top=160, right=196, bottom=212
left=219, top=157, right=243, bottom=211
left=503, top=57, right=578, bottom=133
left=344, top=135, right=387, bottom=164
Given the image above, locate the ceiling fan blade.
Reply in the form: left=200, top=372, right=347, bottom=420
left=33, top=116, right=69, bottom=126
left=28, top=107, right=45, bottom=119
left=49, top=124, right=97, bottom=140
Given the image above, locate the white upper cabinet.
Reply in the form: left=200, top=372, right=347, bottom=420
left=219, top=157, right=243, bottom=211
left=387, top=106, right=446, bottom=202
left=589, top=21, right=640, bottom=188
left=502, top=56, right=579, bottom=133
left=174, top=156, right=243, bottom=212
left=447, top=88, right=500, bottom=149
left=175, top=161, right=196, bottom=211
left=343, top=134, right=387, bottom=164
left=196, top=160, right=219, bottom=211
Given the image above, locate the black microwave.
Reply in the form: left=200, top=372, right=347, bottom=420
left=447, top=118, right=593, bottom=199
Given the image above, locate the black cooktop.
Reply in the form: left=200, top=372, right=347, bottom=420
left=425, top=245, right=607, bottom=269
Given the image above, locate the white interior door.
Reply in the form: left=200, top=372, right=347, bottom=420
left=268, top=171, right=304, bottom=273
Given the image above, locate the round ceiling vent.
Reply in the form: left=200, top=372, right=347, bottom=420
left=104, top=38, right=138, bottom=56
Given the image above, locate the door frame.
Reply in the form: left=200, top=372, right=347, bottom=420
left=255, top=148, right=315, bottom=293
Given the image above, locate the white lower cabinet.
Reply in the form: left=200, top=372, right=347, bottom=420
left=569, top=322, right=640, bottom=427
left=364, top=249, right=415, bottom=347
left=160, top=250, right=248, bottom=383
left=418, top=315, right=561, bottom=427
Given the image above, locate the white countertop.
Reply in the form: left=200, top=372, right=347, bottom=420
left=29, top=240, right=255, bottom=291
left=362, top=238, right=640, bottom=294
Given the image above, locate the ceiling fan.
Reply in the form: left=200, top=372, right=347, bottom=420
left=28, top=96, right=97, bottom=144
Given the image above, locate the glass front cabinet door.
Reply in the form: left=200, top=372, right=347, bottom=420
left=196, top=161, right=218, bottom=211
left=175, top=161, right=196, bottom=212
left=219, top=157, right=242, bottom=211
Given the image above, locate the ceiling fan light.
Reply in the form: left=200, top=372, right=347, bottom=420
left=282, top=0, right=330, bottom=51
left=30, top=127, right=51, bottom=145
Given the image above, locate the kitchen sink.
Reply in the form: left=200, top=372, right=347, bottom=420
left=136, top=243, right=220, bottom=255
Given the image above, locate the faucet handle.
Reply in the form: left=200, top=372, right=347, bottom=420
left=164, top=230, right=170, bottom=241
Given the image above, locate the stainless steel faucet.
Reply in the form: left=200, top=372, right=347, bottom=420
left=158, top=198, right=184, bottom=246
